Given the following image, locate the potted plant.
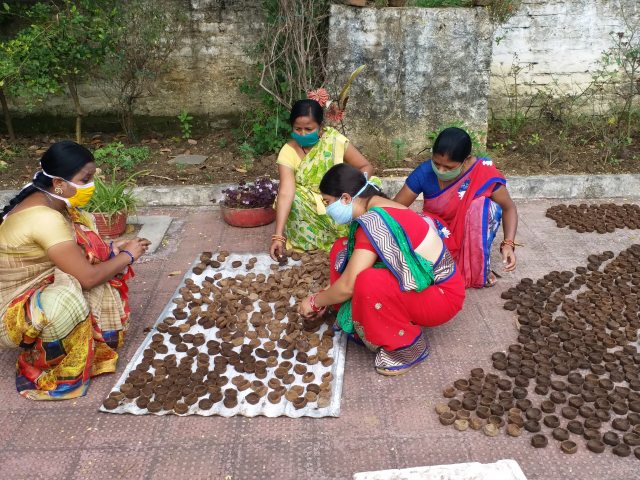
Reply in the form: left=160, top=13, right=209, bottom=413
left=84, top=170, right=142, bottom=238
left=220, top=176, right=278, bottom=228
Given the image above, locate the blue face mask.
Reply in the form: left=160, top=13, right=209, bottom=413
left=326, top=197, right=354, bottom=225
left=325, top=176, right=378, bottom=225
left=291, top=130, right=319, bottom=148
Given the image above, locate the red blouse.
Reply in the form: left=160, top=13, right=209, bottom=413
left=354, top=207, right=429, bottom=253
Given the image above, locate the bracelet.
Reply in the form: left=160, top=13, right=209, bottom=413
left=308, top=293, right=322, bottom=313
left=120, top=249, right=135, bottom=265
left=272, top=234, right=286, bottom=243
left=109, top=241, right=115, bottom=259
left=500, top=239, right=523, bottom=253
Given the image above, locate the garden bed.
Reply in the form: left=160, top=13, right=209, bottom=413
left=1, top=123, right=639, bottom=191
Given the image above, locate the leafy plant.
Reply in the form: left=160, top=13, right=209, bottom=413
left=238, top=142, right=256, bottom=171
left=177, top=110, right=193, bottom=140
left=486, top=0, right=520, bottom=24
left=527, top=133, right=541, bottom=146
left=98, top=0, right=184, bottom=141
left=238, top=78, right=290, bottom=155
left=84, top=169, right=145, bottom=216
left=391, top=138, right=407, bottom=164
left=94, top=142, right=150, bottom=172
left=426, top=121, right=489, bottom=158
left=43, top=0, right=116, bottom=143
left=0, top=3, right=62, bottom=140
left=222, top=176, right=278, bottom=209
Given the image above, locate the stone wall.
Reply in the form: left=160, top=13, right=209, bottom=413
left=9, top=0, right=264, bottom=125
left=490, top=0, right=639, bottom=112
left=6, top=1, right=639, bottom=136
left=327, top=5, right=493, bottom=156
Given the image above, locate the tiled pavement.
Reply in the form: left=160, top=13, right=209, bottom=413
left=1, top=200, right=640, bottom=480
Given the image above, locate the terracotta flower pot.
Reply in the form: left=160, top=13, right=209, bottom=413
left=221, top=205, right=276, bottom=228
left=93, top=211, right=128, bottom=238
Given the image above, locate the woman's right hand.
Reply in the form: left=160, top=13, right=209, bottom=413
left=270, top=239, right=285, bottom=261
left=120, top=237, right=151, bottom=261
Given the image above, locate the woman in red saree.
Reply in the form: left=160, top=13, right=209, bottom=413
left=394, top=127, right=519, bottom=289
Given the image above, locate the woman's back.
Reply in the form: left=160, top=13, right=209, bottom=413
left=365, top=198, right=445, bottom=263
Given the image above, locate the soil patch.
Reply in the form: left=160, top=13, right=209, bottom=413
left=1, top=125, right=639, bottom=191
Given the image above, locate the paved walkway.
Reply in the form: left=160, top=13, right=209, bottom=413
left=1, top=200, right=639, bottom=480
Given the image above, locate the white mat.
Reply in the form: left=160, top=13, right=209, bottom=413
left=100, top=252, right=347, bottom=417
left=353, top=460, right=527, bottom=480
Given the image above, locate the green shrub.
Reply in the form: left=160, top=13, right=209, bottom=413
left=238, top=79, right=290, bottom=155
left=94, top=142, right=150, bottom=172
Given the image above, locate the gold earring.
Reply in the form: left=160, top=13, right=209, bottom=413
left=54, top=186, right=63, bottom=195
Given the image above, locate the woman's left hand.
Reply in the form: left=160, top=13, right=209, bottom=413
left=502, top=246, right=516, bottom=272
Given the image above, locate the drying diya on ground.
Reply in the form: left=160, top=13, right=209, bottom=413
left=100, top=250, right=347, bottom=418
left=436, top=244, right=640, bottom=459
left=546, top=203, right=640, bottom=233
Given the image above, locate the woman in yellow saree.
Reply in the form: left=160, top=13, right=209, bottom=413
left=270, top=99, right=374, bottom=259
left=0, top=141, right=149, bottom=400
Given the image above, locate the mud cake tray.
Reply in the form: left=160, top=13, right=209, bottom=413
left=100, top=251, right=347, bottom=418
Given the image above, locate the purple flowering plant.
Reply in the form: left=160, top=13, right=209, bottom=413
left=222, top=176, right=278, bottom=209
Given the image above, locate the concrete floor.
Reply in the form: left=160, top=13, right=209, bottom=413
left=1, top=200, right=640, bottom=480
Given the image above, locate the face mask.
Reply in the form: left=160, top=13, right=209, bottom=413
left=326, top=197, right=354, bottom=225
left=431, top=160, right=462, bottom=182
left=291, top=130, right=319, bottom=148
left=41, top=171, right=95, bottom=208
left=325, top=175, right=377, bottom=225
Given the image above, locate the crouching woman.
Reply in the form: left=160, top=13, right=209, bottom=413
left=299, top=164, right=465, bottom=376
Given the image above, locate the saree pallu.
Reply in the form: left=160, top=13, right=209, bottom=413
left=330, top=208, right=465, bottom=351
left=1, top=208, right=132, bottom=400
left=281, top=127, right=350, bottom=252
left=422, top=158, right=505, bottom=289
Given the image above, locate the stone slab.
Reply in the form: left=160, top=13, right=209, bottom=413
left=127, top=215, right=172, bottom=254
left=167, top=154, right=208, bottom=165
left=354, top=460, right=528, bottom=480
left=134, top=174, right=640, bottom=205
left=2, top=174, right=640, bottom=209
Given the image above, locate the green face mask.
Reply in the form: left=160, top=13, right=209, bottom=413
left=431, top=160, right=462, bottom=181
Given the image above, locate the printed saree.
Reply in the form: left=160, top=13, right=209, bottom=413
left=0, top=208, right=132, bottom=400
left=421, top=158, right=505, bottom=289
left=280, top=126, right=350, bottom=252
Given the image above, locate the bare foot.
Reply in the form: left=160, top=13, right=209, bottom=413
left=485, top=271, right=498, bottom=288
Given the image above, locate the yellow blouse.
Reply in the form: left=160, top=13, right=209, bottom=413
left=0, top=206, right=75, bottom=257
left=276, top=134, right=349, bottom=171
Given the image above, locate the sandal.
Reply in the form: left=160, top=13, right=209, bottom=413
left=375, top=332, right=430, bottom=376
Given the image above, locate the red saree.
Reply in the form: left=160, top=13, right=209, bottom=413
left=415, top=158, right=505, bottom=288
